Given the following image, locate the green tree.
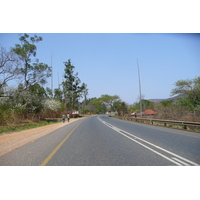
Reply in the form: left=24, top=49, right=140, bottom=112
left=90, top=98, right=107, bottom=114
left=171, top=77, right=200, bottom=112
left=141, top=99, right=155, bottom=110
left=82, top=83, right=88, bottom=104
left=45, top=87, right=53, bottom=98
left=12, top=33, right=51, bottom=90
left=113, top=100, right=128, bottom=116
left=81, top=83, right=89, bottom=114
left=160, top=100, right=173, bottom=107
left=62, top=59, right=87, bottom=110
left=128, top=102, right=140, bottom=114
left=100, top=94, right=120, bottom=111
left=13, top=83, right=46, bottom=119
left=54, top=87, right=63, bottom=101
left=0, top=96, right=13, bottom=124
left=128, top=99, right=154, bottom=114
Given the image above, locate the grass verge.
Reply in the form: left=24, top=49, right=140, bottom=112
left=0, top=120, right=61, bottom=134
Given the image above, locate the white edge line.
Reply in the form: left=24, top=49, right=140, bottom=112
left=120, top=129, right=198, bottom=166
left=172, top=157, right=189, bottom=166
left=118, top=130, right=182, bottom=166
left=98, top=117, right=199, bottom=166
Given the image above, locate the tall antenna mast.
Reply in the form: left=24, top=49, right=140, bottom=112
left=58, top=72, right=60, bottom=88
left=51, top=53, right=54, bottom=91
left=137, top=59, right=142, bottom=118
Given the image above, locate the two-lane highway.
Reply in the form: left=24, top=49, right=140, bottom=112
left=0, top=115, right=200, bottom=166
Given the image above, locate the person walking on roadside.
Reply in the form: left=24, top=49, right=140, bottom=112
left=62, top=114, right=66, bottom=123
left=67, top=113, right=70, bottom=122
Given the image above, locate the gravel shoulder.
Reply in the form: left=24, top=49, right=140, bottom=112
left=0, top=118, right=81, bottom=156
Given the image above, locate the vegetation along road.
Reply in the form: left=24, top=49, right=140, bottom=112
left=0, top=115, right=200, bottom=166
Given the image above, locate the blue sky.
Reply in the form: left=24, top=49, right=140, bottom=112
left=0, top=33, right=199, bottom=104
left=1, top=1, right=200, bottom=195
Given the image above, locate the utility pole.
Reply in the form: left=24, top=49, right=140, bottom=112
left=137, top=59, right=142, bottom=118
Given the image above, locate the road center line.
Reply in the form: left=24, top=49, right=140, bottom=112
left=40, top=121, right=83, bottom=166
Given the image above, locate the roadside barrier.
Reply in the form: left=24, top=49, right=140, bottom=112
left=112, top=116, right=200, bottom=131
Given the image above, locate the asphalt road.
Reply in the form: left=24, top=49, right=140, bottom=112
left=0, top=115, right=200, bottom=166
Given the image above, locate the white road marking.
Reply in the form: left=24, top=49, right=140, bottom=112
left=171, top=157, right=189, bottom=166
left=98, top=117, right=199, bottom=166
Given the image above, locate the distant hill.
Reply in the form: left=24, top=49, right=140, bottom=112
left=148, top=94, right=187, bottom=103
left=148, top=99, right=164, bottom=103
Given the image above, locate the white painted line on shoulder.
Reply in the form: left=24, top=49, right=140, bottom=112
left=98, top=116, right=199, bottom=166
left=171, top=157, right=189, bottom=166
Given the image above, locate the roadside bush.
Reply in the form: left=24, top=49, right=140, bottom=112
left=42, top=99, right=62, bottom=118
left=0, top=97, right=13, bottom=125
left=43, top=99, right=61, bottom=111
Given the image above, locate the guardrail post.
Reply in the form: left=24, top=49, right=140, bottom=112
left=182, top=122, right=187, bottom=130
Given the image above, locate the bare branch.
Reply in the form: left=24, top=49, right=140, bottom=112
left=0, top=47, right=22, bottom=88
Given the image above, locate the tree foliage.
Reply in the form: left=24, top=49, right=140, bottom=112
left=85, top=95, right=122, bottom=114
left=43, top=99, right=61, bottom=112
left=128, top=99, right=154, bottom=113
left=100, top=94, right=120, bottom=111
left=12, top=33, right=51, bottom=90
left=89, top=98, right=107, bottom=114
left=0, top=34, right=53, bottom=124
left=113, top=100, right=128, bottom=116
left=171, top=77, right=200, bottom=112
left=62, top=59, right=87, bottom=110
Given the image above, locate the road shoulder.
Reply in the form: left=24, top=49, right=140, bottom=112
left=0, top=118, right=81, bottom=156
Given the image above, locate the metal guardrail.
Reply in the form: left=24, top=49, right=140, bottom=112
left=112, top=116, right=200, bottom=130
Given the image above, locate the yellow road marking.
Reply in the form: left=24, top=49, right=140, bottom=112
left=40, top=122, right=83, bottom=166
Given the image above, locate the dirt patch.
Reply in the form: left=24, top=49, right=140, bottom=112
left=0, top=118, right=81, bottom=156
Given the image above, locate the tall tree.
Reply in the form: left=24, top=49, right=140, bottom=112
left=82, top=83, right=89, bottom=104
left=12, top=33, right=51, bottom=90
left=62, top=59, right=87, bottom=110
